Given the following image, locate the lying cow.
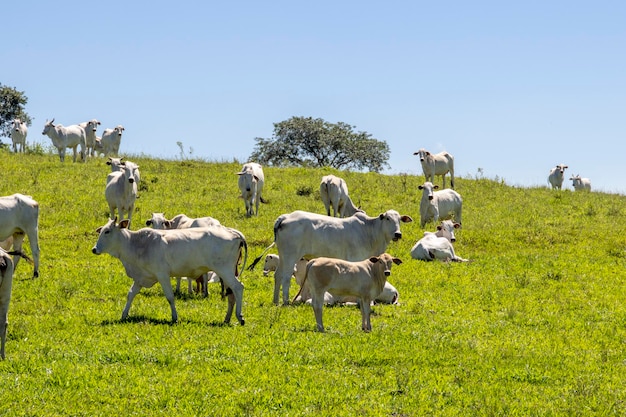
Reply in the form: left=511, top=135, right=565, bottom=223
left=413, top=148, right=455, bottom=189
left=411, top=220, right=468, bottom=262
left=302, top=253, right=402, bottom=332
left=0, top=194, right=40, bottom=278
left=0, top=248, right=31, bottom=359
left=92, top=218, right=247, bottom=324
left=146, top=212, right=223, bottom=295
left=548, top=164, right=568, bottom=190
left=249, top=210, right=412, bottom=305
left=418, top=181, right=462, bottom=227
left=319, top=174, right=360, bottom=217
left=570, top=175, right=591, bottom=192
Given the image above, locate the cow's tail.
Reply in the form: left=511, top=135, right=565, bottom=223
left=7, top=250, right=33, bottom=264
left=292, top=260, right=313, bottom=303
left=247, top=242, right=275, bottom=271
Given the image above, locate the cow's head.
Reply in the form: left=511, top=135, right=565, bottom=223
left=378, top=210, right=413, bottom=242
left=42, top=118, right=55, bottom=135
left=369, top=253, right=403, bottom=277
left=146, top=213, right=172, bottom=230
left=436, top=220, right=460, bottom=243
left=556, top=164, right=568, bottom=173
left=418, top=182, right=438, bottom=200
left=114, top=125, right=125, bottom=136
left=87, top=119, right=101, bottom=132
left=92, top=217, right=130, bottom=255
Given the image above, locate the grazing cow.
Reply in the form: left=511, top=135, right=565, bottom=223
left=0, top=194, right=40, bottom=278
left=92, top=218, right=247, bottom=324
left=237, top=162, right=267, bottom=216
left=41, top=119, right=86, bottom=162
left=263, top=253, right=398, bottom=305
left=411, top=220, right=468, bottom=262
left=97, top=125, right=125, bottom=156
left=10, top=119, right=27, bottom=153
left=302, top=253, right=402, bottom=332
left=78, top=119, right=101, bottom=157
left=319, top=175, right=361, bottom=217
left=105, top=164, right=138, bottom=226
left=418, top=182, right=462, bottom=227
left=146, top=212, right=223, bottom=295
left=249, top=209, right=412, bottom=305
left=413, top=148, right=455, bottom=189
left=570, top=175, right=592, bottom=192
left=0, top=249, right=31, bottom=359
left=548, top=164, right=568, bottom=190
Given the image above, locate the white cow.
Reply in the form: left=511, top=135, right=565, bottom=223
left=105, top=164, right=138, bottom=226
left=302, top=253, right=402, bottom=332
left=92, top=218, right=247, bottom=324
left=106, top=157, right=141, bottom=185
left=319, top=175, right=360, bottom=217
left=41, top=119, right=86, bottom=162
left=418, top=182, right=462, bottom=227
left=0, top=248, right=31, bottom=359
left=96, top=125, right=124, bottom=156
left=0, top=194, right=40, bottom=278
left=248, top=209, right=412, bottom=305
left=78, top=119, right=100, bottom=157
left=146, top=212, right=223, bottom=295
left=570, top=175, right=592, bottom=191
left=263, top=253, right=399, bottom=305
left=10, top=119, right=27, bottom=153
left=237, top=162, right=266, bottom=216
left=413, top=148, right=455, bottom=189
left=548, top=164, right=568, bottom=190
left=411, top=220, right=468, bottom=262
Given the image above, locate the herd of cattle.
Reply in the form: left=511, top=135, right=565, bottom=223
left=0, top=126, right=597, bottom=356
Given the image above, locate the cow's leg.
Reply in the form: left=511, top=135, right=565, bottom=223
left=274, top=259, right=295, bottom=305
left=122, top=282, right=142, bottom=320
left=26, top=229, right=40, bottom=278
left=174, top=277, right=182, bottom=294
left=312, top=292, right=325, bottom=332
left=58, top=148, right=65, bottom=163
left=360, top=298, right=372, bottom=332
left=158, top=278, right=178, bottom=323
left=0, top=270, right=12, bottom=359
left=71, top=146, right=78, bottom=163
left=186, top=277, right=194, bottom=294
left=0, top=317, right=5, bottom=359
left=219, top=274, right=244, bottom=325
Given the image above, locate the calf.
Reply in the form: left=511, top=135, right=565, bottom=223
left=0, top=194, right=40, bottom=278
left=548, top=164, right=568, bottom=190
left=319, top=175, right=360, bottom=217
left=413, top=148, right=455, bottom=189
left=92, top=218, right=247, bottom=324
left=418, top=182, right=462, bottom=227
left=570, top=175, right=591, bottom=191
left=303, top=253, right=402, bottom=332
left=411, top=220, right=468, bottom=262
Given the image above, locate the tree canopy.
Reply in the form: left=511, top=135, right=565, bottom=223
left=0, top=83, right=31, bottom=140
left=249, top=117, right=390, bottom=172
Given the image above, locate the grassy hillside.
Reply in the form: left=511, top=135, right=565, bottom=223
left=1, top=151, right=625, bottom=416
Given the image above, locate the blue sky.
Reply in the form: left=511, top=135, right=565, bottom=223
left=4, top=1, right=625, bottom=193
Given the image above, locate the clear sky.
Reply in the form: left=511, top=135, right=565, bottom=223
left=4, top=1, right=625, bottom=193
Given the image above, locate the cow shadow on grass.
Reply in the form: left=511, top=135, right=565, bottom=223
left=99, top=315, right=232, bottom=327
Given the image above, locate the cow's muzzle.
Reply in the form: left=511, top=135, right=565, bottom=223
left=392, top=232, right=402, bottom=241
left=428, top=196, right=434, bottom=200
left=384, top=270, right=391, bottom=277
left=92, top=247, right=100, bottom=255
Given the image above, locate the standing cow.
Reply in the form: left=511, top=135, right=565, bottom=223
left=319, top=175, right=360, bottom=217
left=105, top=164, right=138, bottom=226
left=92, top=218, right=246, bottom=324
left=418, top=182, right=462, bottom=227
left=249, top=209, right=412, bottom=305
left=96, top=125, right=124, bottom=156
left=548, top=164, right=568, bottom=190
left=0, top=194, right=40, bottom=278
left=570, top=175, right=591, bottom=191
left=10, top=119, right=27, bottom=153
left=237, top=162, right=267, bottom=216
left=42, top=119, right=86, bottom=162
left=78, top=119, right=101, bottom=157
left=413, top=148, right=455, bottom=189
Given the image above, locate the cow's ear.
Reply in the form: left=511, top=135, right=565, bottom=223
left=119, top=219, right=130, bottom=229
left=418, top=185, right=424, bottom=190
left=401, top=215, right=413, bottom=223
left=164, top=220, right=171, bottom=228
left=436, top=225, right=442, bottom=231
left=393, top=257, right=403, bottom=265
left=236, top=172, right=243, bottom=176
left=145, top=220, right=152, bottom=226
left=369, top=256, right=380, bottom=263
left=378, top=213, right=385, bottom=220
left=454, top=223, right=461, bottom=229
left=434, top=185, right=439, bottom=189
left=95, top=227, right=103, bottom=234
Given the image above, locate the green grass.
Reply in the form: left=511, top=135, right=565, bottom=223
left=1, top=151, right=625, bottom=416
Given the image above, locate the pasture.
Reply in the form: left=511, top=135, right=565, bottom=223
left=1, top=151, right=625, bottom=416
